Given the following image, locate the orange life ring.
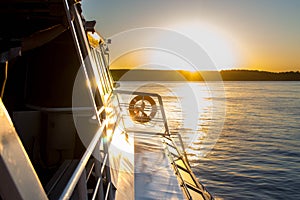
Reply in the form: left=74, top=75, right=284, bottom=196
left=129, top=95, right=157, bottom=123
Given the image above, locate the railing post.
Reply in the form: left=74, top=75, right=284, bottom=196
left=102, top=126, right=114, bottom=200
left=94, top=160, right=104, bottom=200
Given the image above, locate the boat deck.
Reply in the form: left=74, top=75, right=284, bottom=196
left=134, top=132, right=184, bottom=199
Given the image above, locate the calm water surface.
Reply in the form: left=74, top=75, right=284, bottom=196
left=119, top=81, right=300, bottom=200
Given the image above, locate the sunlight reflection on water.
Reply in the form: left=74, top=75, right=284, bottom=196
left=119, top=81, right=225, bottom=158
left=119, top=81, right=300, bottom=200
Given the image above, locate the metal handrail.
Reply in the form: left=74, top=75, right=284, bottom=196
left=170, top=132, right=189, bottom=163
left=114, top=89, right=211, bottom=199
left=161, top=136, right=192, bottom=200
left=163, top=134, right=214, bottom=200
left=92, top=177, right=101, bottom=200
left=63, top=0, right=102, bottom=125
left=114, top=89, right=190, bottom=164
left=59, top=120, right=106, bottom=200
left=114, top=90, right=170, bottom=134
left=104, top=182, right=111, bottom=200
left=26, top=104, right=94, bottom=113
left=91, top=154, right=108, bottom=200
left=61, top=1, right=116, bottom=200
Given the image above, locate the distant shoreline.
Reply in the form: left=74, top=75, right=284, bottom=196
left=110, top=69, right=300, bottom=81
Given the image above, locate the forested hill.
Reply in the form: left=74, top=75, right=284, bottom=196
left=220, top=70, right=300, bottom=81
left=110, top=69, right=300, bottom=81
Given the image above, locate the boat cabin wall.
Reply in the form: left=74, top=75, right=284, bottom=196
left=1, top=30, right=86, bottom=184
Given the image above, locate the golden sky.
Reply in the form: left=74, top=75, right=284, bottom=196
left=83, top=0, right=300, bottom=72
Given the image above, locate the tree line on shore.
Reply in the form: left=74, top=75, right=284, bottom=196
left=110, top=69, right=300, bottom=81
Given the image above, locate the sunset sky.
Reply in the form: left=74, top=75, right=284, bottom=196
left=82, top=0, right=300, bottom=72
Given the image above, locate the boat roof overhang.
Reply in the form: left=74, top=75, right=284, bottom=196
left=0, top=0, right=69, bottom=53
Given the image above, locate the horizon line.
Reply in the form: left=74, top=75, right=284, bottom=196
left=109, top=68, right=300, bottom=73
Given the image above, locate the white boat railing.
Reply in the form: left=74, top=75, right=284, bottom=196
left=61, top=0, right=214, bottom=198
left=59, top=120, right=106, bottom=200
left=60, top=0, right=115, bottom=199
left=114, top=89, right=214, bottom=200
left=114, top=90, right=189, bottom=167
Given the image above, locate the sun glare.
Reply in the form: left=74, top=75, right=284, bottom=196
left=110, top=49, right=197, bottom=71
left=169, top=22, right=240, bottom=70
left=109, top=26, right=240, bottom=71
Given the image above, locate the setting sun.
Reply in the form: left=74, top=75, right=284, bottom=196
left=169, top=22, right=241, bottom=71
left=109, top=23, right=241, bottom=72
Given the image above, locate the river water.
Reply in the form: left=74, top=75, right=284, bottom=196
left=118, top=81, right=300, bottom=200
